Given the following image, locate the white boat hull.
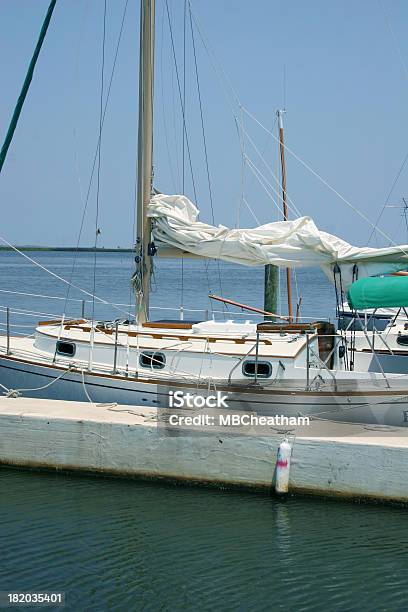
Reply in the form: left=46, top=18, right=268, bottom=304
left=2, top=354, right=408, bottom=427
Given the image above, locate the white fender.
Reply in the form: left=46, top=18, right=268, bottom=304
left=275, top=438, right=292, bottom=494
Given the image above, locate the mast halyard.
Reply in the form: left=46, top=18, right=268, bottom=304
left=277, top=109, right=293, bottom=322
left=134, top=0, right=155, bottom=324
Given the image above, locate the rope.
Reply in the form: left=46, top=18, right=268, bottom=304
left=81, top=369, right=94, bottom=404
left=2, top=365, right=72, bottom=398
left=0, top=288, right=85, bottom=303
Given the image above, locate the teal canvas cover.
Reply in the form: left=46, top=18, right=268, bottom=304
left=347, top=276, right=408, bottom=310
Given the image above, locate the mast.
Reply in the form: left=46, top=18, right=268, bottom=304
left=135, top=0, right=155, bottom=323
left=277, top=109, right=293, bottom=322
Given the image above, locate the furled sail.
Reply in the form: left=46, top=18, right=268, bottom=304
left=148, top=194, right=408, bottom=288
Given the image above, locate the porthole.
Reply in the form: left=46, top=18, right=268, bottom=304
left=397, top=334, right=408, bottom=346
left=242, top=360, right=272, bottom=378
left=56, top=340, right=76, bottom=357
left=139, top=351, right=166, bottom=370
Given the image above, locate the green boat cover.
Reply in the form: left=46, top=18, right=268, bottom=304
left=347, top=276, right=408, bottom=310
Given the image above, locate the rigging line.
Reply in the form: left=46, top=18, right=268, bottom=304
left=159, top=2, right=178, bottom=192
left=181, top=256, right=184, bottom=312
left=61, top=0, right=129, bottom=319
left=170, top=51, right=182, bottom=191
left=129, top=158, right=138, bottom=318
left=180, top=0, right=187, bottom=313
left=189, top=4, right=223, bottom=300
left=189, top=7, right=215, bottom=225
left=367, top=150, right=408, bottom=245
left=165, top=0, right=197, bottom=202
left=204, top=258, right=214, bottom=299
left=91, top=0, right=107, bottom=326
left=188, top=1, right=240, bottom=114
left=404, top=199, right=408, bottom=241
left=71, top=3, right=89, bottom=213
left=379, top=0, right=408, bottom=83
left=242, top=106, right=408, bottom=253
left=237, top=106, right=245, bottom=229
left=241, top=124, right=302, bottom=218
left=183, top=0, right=186, bottom=193
left=245, top=115, right=278, bottom=195
left=245, top=159, right=286, bottom=221
left=0, top=235, right=134, bottom=318
left=243, top=154, right=288, bottom=216
left=242, top=197, right=261, bottom=226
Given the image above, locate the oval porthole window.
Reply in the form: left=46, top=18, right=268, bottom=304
left=139, top=351, right=166, bottom=369
left=397, top=334, right=408, bottom=347
left=56, top=340, right=76, bottom=357
left=242, top=360, right=272, bottom=378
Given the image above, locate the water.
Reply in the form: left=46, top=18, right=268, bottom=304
left=0, top=251, right=405, bottom=611
left=1, top=470, right=408, bottom=611
left=0, top=250, right=335, bottom=334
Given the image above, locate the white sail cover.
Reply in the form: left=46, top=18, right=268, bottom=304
left=148, top=194, right=408, bottom=288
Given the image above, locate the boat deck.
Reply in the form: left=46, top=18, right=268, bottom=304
left=36, top=323, right=315, bottom=358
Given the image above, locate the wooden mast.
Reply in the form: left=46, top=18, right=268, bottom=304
left=135, top=0, right=155, bottom=323
left=277, top=109, right=293, bottom=322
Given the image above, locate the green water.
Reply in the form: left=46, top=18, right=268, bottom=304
left=1, top=469, right=408, bottom=611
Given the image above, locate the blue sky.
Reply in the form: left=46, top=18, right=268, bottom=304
left=0, top=0, right=408, bottom=247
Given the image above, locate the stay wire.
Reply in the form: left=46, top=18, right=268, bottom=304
left=242, top=106, right=408, bottom=255
left=159, top=2, right=178, bottom=192
left=182, top=0, right=186, bottom=194
left=379, top=0, right=408, bottom=83
left=0, top=235, right=135, bottom=319
left=91, top=0, right=107, bottom=325
left=241, top=124, right=303, bottom=218
left=62, top=0, right=129, bottom=321
left=189, top=3, right=224, bottom=300
left=367, top=150, right=408, bottom=245
left=181, top=0, right=187, bottom=313
left=165, top=0, right=197, bottom=202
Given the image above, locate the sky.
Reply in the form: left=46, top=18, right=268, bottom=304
left=1, top=0, right=408, bottom=248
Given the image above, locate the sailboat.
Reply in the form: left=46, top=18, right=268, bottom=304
left=3, top=0, right=408, bottom=427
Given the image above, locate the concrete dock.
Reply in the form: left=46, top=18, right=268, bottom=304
left=1, top=396, right=408, bottom=503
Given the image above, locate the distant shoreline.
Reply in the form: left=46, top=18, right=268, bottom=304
left=0, top=247, right=134, bottom=253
